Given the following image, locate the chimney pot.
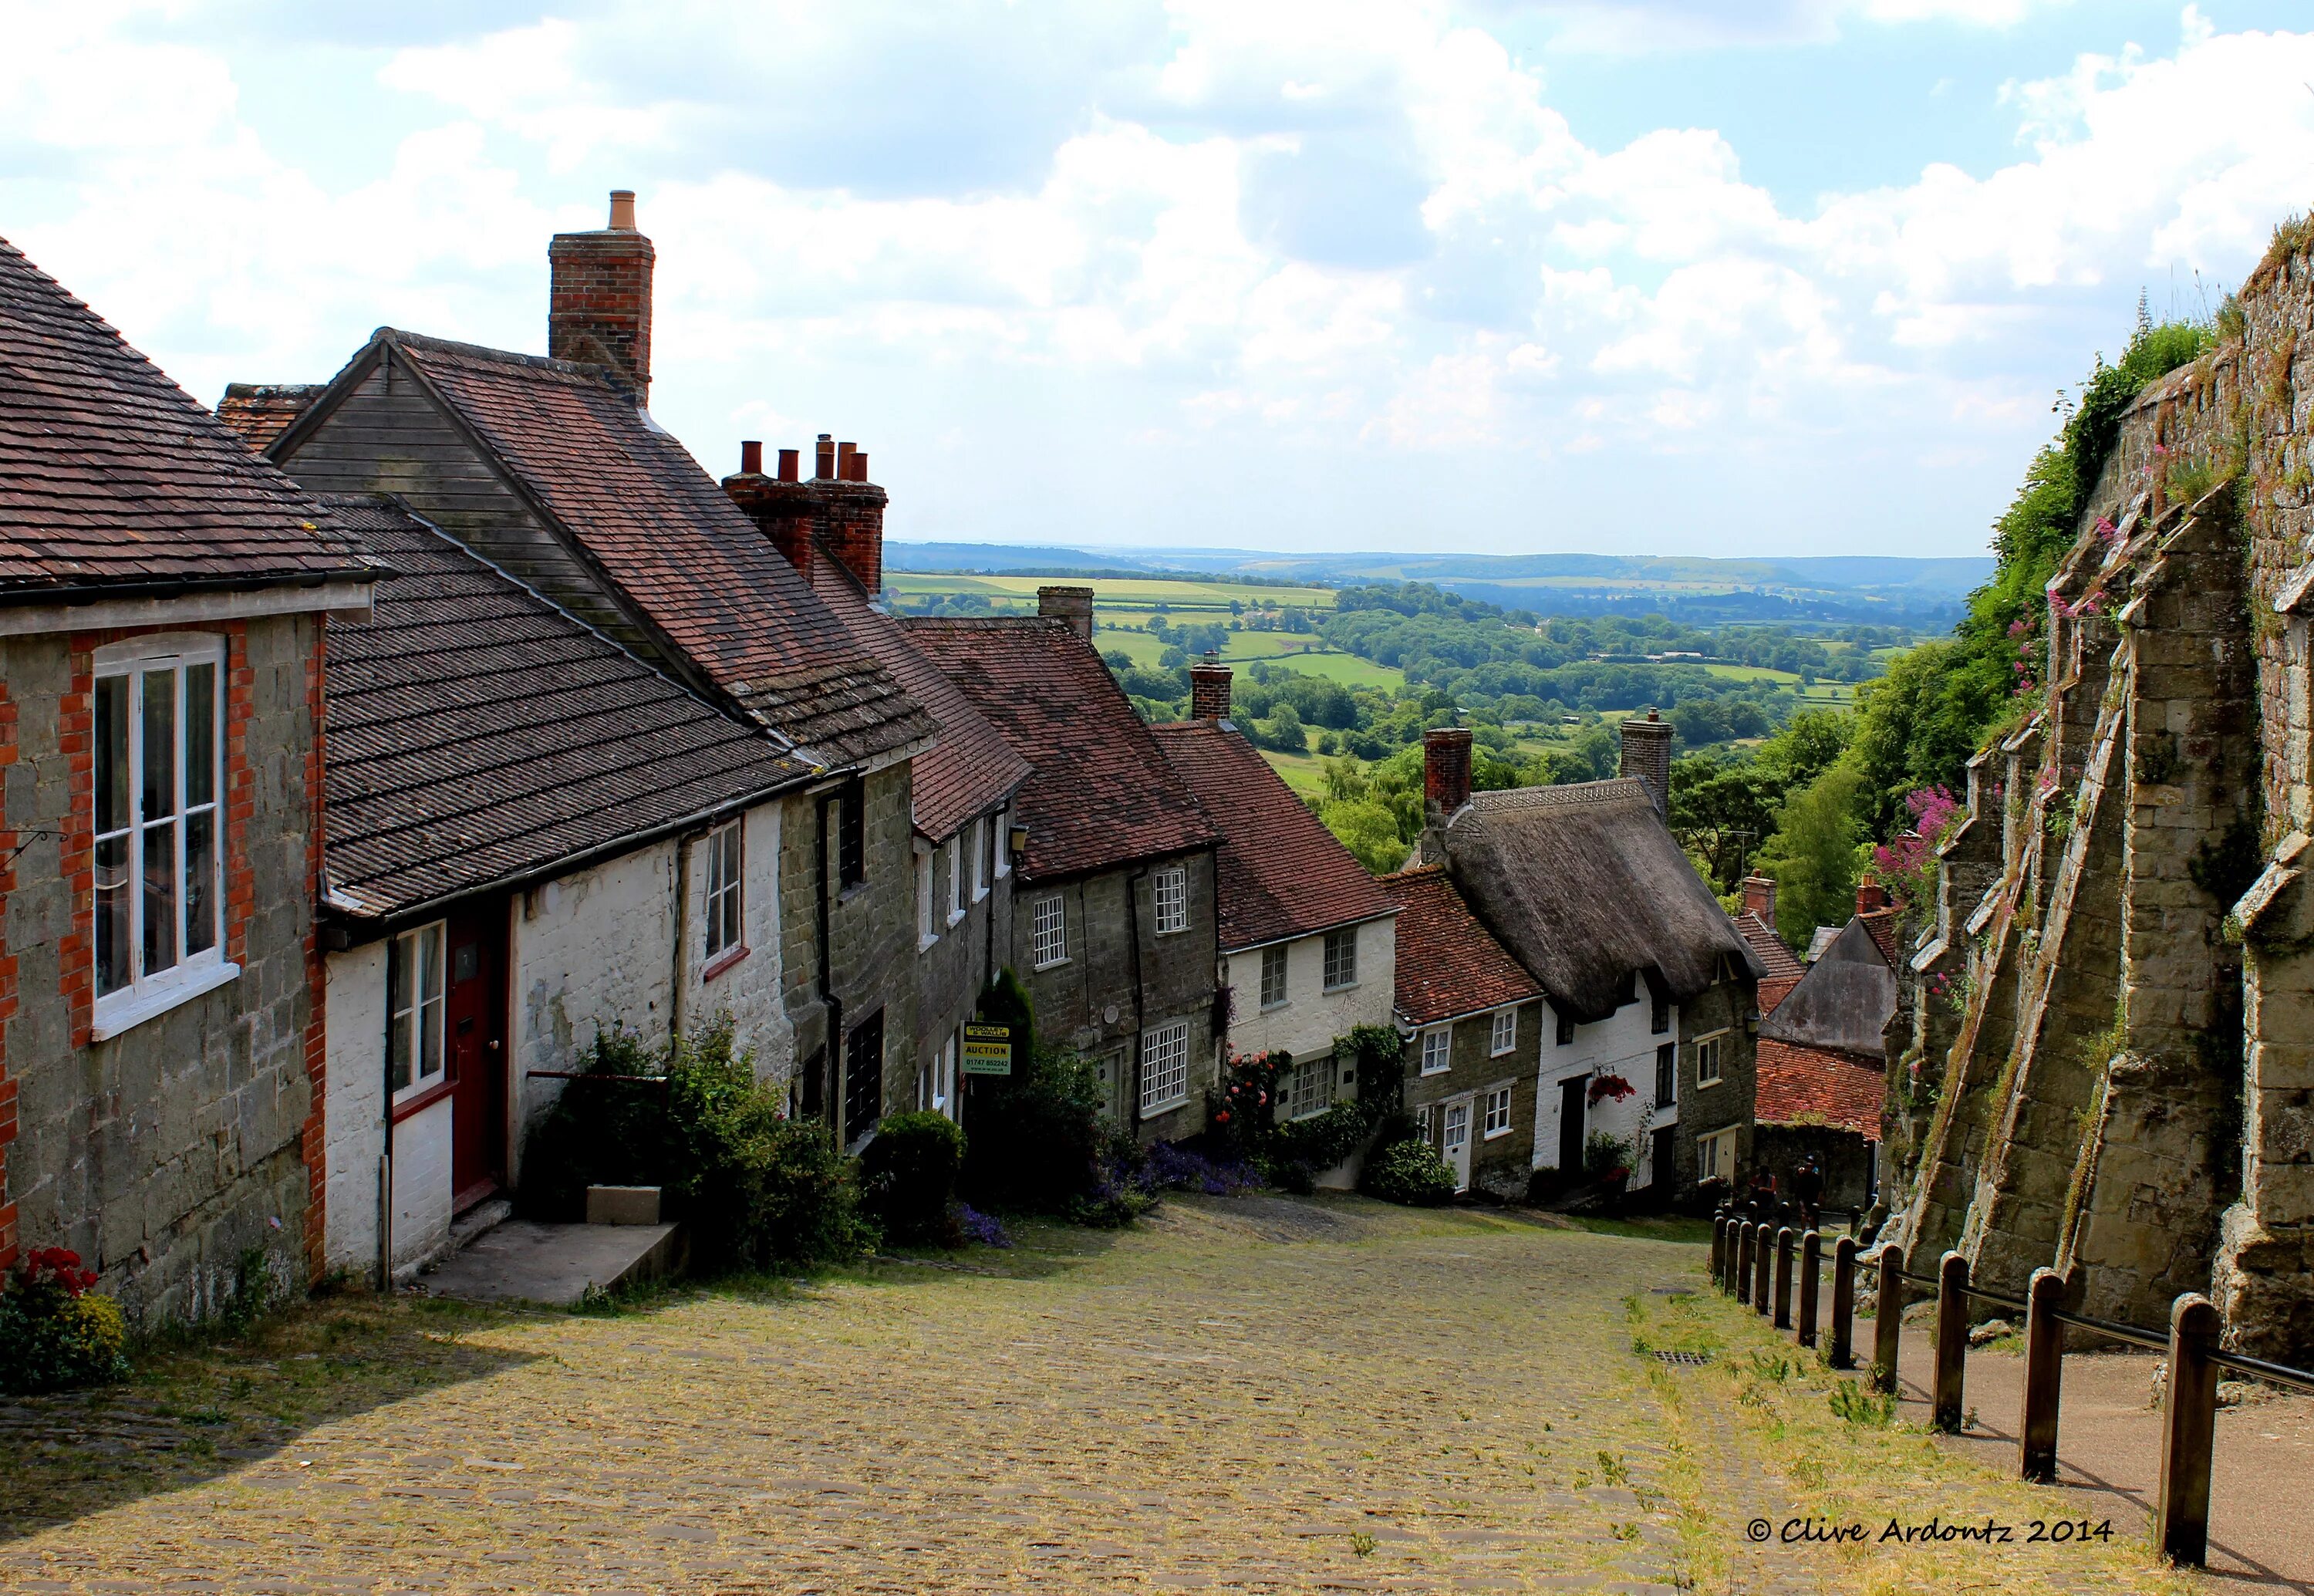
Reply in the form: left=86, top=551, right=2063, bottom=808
left=608, top=189, right=637, bottom=230
left=1189, top=663, right=1233, bottom=721
left=778, top=447, right=800, bottom=483
left=851, top=450, right=869, bottom=483
left=837, top=441, right=857, bottom=481
left=1423, top=727, right=1474, bottom=815
left=815, top=434, right=835, bottom=479
left=550, top=190, right=654, bottom=404
left=1038, top=585, right=1095, bottom=643
left=740, top=440, right=763, bottom=476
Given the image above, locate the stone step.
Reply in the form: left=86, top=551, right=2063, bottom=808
left=418, top=1219, right=686, bottom=1307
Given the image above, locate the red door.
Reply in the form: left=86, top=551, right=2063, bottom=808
left=445, top=899, right=508, bottom=1211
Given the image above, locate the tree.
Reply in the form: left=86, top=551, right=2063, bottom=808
left=1668, top=756, right=1781, bottom=896
left=1321, top=798, right=1412, bottom=875
left=1752, top=757, right=1867, bottom=947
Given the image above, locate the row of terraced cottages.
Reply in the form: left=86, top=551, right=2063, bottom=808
left=0, top=197, right=1779, bottom=1323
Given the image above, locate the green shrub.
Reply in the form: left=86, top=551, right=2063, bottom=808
left=1360, top=1138, right=1456, bottom=1206
left=958, top=1039, right=1116, bottom=1216
left=519, top=1021, right=872, bottom=1270
left=862, top=1112, right=968, bottom=1247
left=0, top=1248, right=127, bottom=1395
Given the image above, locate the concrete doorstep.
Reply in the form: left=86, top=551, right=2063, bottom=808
left=419, top=1219, right=686, bottom=1307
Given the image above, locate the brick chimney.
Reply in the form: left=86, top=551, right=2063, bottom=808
left=721, top=443, right=817, bottom=581
left=1424, top=727, right=1473, bottom=815
left=550, top=189, right=654, bottom=405
left=1857, top=874, right=1889, bottom=915
left=1742, top=875, right=1778, bottom=923
left=1619, top=708, right=1673, bottom=821
left=1189, top=663, right=1233, bottom=721
left=1039, top=585, right=1095, bottom=643
left=809, top=446, right=885, bottom=598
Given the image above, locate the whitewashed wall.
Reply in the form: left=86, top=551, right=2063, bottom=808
left=321, top=941, right=454, bottom=1277
left=1533, top=996, right=1678, bottom=1189
left=1223, top=916, right=1396, bottom=1061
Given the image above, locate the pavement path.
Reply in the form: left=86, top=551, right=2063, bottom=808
left=0, top=1196, right=2211, bottom=1594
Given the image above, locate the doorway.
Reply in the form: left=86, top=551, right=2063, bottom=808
left=444, top=899, right=508, bottom=1212
left=1558, top=1075, right=1587, bottom=1173
left=1442, top=1097, right=1472, bottom=1193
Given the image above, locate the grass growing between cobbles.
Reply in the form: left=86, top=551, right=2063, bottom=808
left=1628, top=1283, right=2200, bottom=1594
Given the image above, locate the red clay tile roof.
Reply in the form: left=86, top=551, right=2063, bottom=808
left=1381, top=865, right=1542, bottom=1026
left=324, top=331, right=931, bottom=766
left=1736, top=909, right=1805, bottom=983
left=1757, top=975, right=1801, bottom=1017
left=1754, top=1037, right=1884, bottom=1139
left=214, top=383, right=324, bottom=451
left=801, top=556, right=1027, bottom=841
left=1149, top=720, right=1395, bottom=952
left=0, top=238, right=373, bottom=596
left=1858, top=908, right=1901, bottom=969
left=322, top=497, right=813, bottom=918
left=902, top=616, right=1217, bottom=879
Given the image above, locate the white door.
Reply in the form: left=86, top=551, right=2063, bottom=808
left=1442, top=1098, right=1472, bottom=1193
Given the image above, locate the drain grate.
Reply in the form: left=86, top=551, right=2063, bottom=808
left=1652, top=1350, right=1714, bottom=1365
left=1650, top=1286, right=1697, bottom=1296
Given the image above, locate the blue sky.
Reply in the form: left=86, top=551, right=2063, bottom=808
left=5, top=2, right=2312, bottom=557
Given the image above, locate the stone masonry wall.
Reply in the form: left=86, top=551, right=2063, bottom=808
left=0, top=616, right=322, bottom=1328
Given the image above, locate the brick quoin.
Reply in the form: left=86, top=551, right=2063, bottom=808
left=0, top=679, right=19, bottom=1267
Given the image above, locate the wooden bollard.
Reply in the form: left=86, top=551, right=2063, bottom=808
left=1736, top=1223, right=1754, bottom=1306
left=1797, top=1230, right=1821, bottom=1348
left=1933, top=1250, right=1969, bottom=1432
left=2154, top=1294, right=2222, bottom=1567
left=1829, top=1235, right=1856, bottom=1368
left=2019, top=1267, right=2063, bottom=1483
left=1871, top=1241, right=1904, bottom=1395
left=1754, top=1221, right=1773, bottom=1315
left=1773, top=1227, right=1795, bottom=1330
left=1711, top=1212, right=1728, bottom=1288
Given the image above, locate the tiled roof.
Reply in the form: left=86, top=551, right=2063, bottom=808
left=373, top=331, right=933, bottom=765
left=1381, top=865, right=1541, bottom=1027
left=901, top=616, right=1217, bottom=879
left=1757, top=975, right=1801, bottom=1017
left=321, top=497, right=814, bottom=919
left=1754, top=1038, right=1884, bottom=1139
left=801, top=556, right=1027, bottom=841
left=1735, top=910, right=1805, bottom=982
left=1858, top=908, right=1902, bottom=970
left=0, top=238, right=373, bottom=596
left=1442, top=780, right=1764, bottom=1021
left=1761, top=918, right=1898, bottom=1056
left=214, top=383, right=324, bottom=451
left=1150, top=720, right=1395, bottom=952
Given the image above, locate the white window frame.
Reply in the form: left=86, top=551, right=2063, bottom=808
left=946, top=835, right=966, bottom=926
left=1322, top=926, right=1357, bottom=991
left=1698, top=1125, right=1738, bottom=1183
left=1031, top=893, right=1068, bottom=969
left=916, top=847, right=938, bottom=950
left=1152, top=865, right=1189, bottom=935
left=993, top=805, right=1012, bottom=878
left=1420, top=1026, right=1452, bottom=1076
left=1139, top=1021, right=1191, bottom=1115
left=387, top=920, right=448, bottom=1103
left=1489, top=1007, right=1517, bottom=1057
left=1483, top=1085, right=1512, bottom=1139
left=1695, top=1027, right=1728, bottom=1088
left=972, top=818, right=990, bottom=902
left=703, top=819, right=744, bottom=963
left=1259, top=944, right=1289, bottom=1010
left=89, top=634, right=236, bottom=1039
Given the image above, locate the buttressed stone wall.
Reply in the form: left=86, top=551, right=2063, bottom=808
left=1889, top=226, right=2314, bottom=1359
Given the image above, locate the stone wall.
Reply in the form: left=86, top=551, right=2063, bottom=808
left=0, top=616, right=322, bottom=1326
left=1408, top=996, right=1547, bottom=1198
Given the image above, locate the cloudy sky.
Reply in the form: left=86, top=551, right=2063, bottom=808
left=5, top=2, right=2312, bottom=557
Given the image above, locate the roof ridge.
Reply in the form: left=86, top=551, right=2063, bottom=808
left=382, top=328, right=612, bottom=386
left=1470, top=777, right=1650, bottom=812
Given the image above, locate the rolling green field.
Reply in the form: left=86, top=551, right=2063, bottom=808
left=1259, top=746, right=1327, bottom=798
left=885, top=572, right=1335, bottom=612
left=1094, top=622, right=1406, bottom=692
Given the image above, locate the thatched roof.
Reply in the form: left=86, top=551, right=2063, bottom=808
left=1440, top=778, right=1763, bottom=1022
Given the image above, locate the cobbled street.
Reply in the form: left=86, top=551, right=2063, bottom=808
left=2, top=1197, right=2193, bottom=1595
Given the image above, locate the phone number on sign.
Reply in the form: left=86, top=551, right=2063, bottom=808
left=1746, top=1517, right=2117, bottom=1547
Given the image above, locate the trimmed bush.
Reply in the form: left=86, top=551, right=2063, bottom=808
left=862, top=1112, right=968, bottom=1247
left=0, top=1248, right=127, bottom=1395
left=1360, top=1139, right=1456, bottom=1206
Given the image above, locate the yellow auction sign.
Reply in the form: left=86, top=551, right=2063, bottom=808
left=961, top=1021, right=1014, bottom=1076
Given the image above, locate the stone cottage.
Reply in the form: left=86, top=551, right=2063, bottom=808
left=243, top=193, right=936, bottom=1152
left=308, top=498, right=814, bottom=1280
left=1381, top=865, right=1545, bottom=1197
left=722, top=441, right=1029, bottom=1123
left=905, top=592, right=1223, bottom=1142
left=1415, top=721, right=1766, bottom=1203
left=1149, top=664, right=1398, bottom=1132
left=0, top=236, right=381, bottom=1321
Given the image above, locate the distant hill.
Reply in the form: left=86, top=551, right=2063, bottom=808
left=883, top=542, right=1994, bottom=628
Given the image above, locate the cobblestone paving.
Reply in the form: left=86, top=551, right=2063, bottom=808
left=1, top=1197, right=2192, bottom=1594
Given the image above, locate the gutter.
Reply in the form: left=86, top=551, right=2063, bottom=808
left=0, top=569, right=385, bottom=606
left=1125, top=864, right=1149, bottom=1123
